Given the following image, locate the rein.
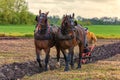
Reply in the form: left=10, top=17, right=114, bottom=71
left=35, top=25, right=52, bottom=40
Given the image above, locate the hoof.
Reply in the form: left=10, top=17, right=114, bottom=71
left=76, top=66, right=81, bottom=70
left=38, top=67, right=43, bottom=72
left=45, top=65, right=50, bottom=71
left=38, top=65, right=42, bottom=72
left=76, top=67, right=81, bottom=69
left=45, top=68, right=48, bottom=71
left=64, top=67, right=69, bottom=71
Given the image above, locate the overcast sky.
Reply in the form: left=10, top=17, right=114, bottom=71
left=27, top=0, right=120, bottom=18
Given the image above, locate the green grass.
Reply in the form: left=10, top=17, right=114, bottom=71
left=0, top=25, right=120, bottom=38
left=0, top=25, right=34, bottom=37
left=87, top=25, right=120, bottom=39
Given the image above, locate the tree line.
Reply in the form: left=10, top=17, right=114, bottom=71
left=77, top=16, right=120, bottom=25
left=0, top=0, right=120, bottom=26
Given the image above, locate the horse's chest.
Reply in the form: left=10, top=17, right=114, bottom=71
left=35, top=40, right=52, bottom=49
left=59, top=39, right=77, bottom=48
left=72, top=38, right=78, bottom=46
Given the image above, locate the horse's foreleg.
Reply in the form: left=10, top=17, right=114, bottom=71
left=61, top=49, right=70, bottom=71
left=69, top=47, right=74, bottom=69
left=44, top=48, right=50, bottom=71
left=36, top=49, right=42, bottom=68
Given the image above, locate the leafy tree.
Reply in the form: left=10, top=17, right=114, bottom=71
left=0, top=0, right=35, bottom=25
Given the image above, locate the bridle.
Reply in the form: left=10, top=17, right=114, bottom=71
left=37, top=13, right=48, bottom=30
left=61, top=15, right=75, bottom=35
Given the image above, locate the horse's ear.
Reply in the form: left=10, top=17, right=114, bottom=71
left=72, top=13, right=75, bottom=18
left=39, top=10, right=41, bottom=15
left=46, top=11, right=49, bottom=16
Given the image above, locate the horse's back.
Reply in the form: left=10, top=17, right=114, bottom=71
left=74, top=25, right=85, bottom=45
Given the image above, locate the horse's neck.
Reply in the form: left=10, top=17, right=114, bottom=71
left=60, top=27, right=66, bottom=35
left=76, top=24, right=84, bottom=28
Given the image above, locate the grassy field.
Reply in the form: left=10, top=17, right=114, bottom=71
left=23, top=61, right=120, bottom=80
left=0, top=25, right=34, bottom=37
left=88, top=25, right=120, bottom=39
left=0, top=25, right=120, bottom=38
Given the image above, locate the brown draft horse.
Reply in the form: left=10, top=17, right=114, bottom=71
left=34, top=10, right=58, bottom=71
left=56, top=14, right=85, bottom=71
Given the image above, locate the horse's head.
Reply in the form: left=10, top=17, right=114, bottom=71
left=61, top=13, right=75, bottom=35
left=35, top=10, right=49, bottom=33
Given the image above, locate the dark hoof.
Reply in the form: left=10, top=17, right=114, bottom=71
left=64, top=67, right=69, bottom=71
left=45, top=68, right=48, bottom=71
left=38, top=63, right=42, bottom=68
left=76, top=67, right=81, bottom=70
left=38, top=64, right=42, bottom=70
left=76, top=66, right=81, bottom=69
left=38, top=68, right=43, bottom=72
left=45, top=65, right=50, bottom=71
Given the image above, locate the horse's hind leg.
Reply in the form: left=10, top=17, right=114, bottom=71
left=56, top=47, right=61, bottom=68
left=77, top=46, right=82, bottom=69
left=61, top=49, right=67, bottom=62
left=44, top=48, right=50, bottom=71
left=36, top=49, right=42, bottom=68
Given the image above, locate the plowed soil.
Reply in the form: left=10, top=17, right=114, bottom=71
left=0, top=37, right=120, bottom=79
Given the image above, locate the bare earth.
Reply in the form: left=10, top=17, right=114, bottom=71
left=0, top=38, right=120, bottom=65
left=0, top=38, right=120, bottom=79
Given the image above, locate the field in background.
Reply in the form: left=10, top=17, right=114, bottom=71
left=88, top=25, right=120, bottom=39
left=0, top=25, right=120, bottom=38
left=0, top=25, right=34, bottom=37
